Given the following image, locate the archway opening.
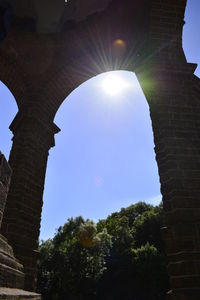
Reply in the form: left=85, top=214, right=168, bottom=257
left=0, top=81, right=18, bottom=160
left=183, top=0, right=200, bottom=78
left=40, top=71, right=161, bottom=240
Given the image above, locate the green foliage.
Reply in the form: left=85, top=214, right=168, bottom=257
left=37, top=202, right=169, bottom=300
left=133, top=206, right=164, bottom=251
left=37, top=217, right=112, bottom=300
left=96, top=202, right=168, bottom=300
left=131, top=243, right=169, bottom=299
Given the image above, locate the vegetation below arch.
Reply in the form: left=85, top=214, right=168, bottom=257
left=37, top=202, right=169, bottom=300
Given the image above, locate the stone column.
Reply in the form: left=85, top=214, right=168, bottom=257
left=0, top=152, right=24, bottom=289
left=137, top=62, right=200, bottom=299
left=0, top=152, right=11, bottom=228
left=1, top=111, right=60, bottom=291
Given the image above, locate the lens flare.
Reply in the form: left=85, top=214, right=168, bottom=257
left=112, top=39, right=127, bottom=57
left=113, top=39, right=126, bottom=48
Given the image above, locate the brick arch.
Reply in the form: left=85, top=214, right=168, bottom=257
left=0, top=80, right=18, bottom=164
left=0, top=50, right=30, bottom=108
left=1, top=0, right=200, bottom=298
left=40, top=0, right=187, bottom=121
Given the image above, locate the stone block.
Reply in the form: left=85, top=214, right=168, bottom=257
left=167, top=288, right=200, bottom=300
left=0, top=153, right=11, bottom=227
left=0, top=288, right=41, bottom=299
left=0, top=152, right=24, bottom=289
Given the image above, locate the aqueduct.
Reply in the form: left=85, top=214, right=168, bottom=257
left=0, top=0, right=200, bottom=298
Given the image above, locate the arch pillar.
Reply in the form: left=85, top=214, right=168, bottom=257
left=1, top=110, right=60, bottom=291
left=136, top=60, right=200, bottom=299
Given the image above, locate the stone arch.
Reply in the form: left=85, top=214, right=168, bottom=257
left=1, top=0, right=200, bottom=298
left=0, top=80, right=18, bottom=159
left=0, top=50, right=30, bottom=109
left=40, top=70, right=161, bottom=239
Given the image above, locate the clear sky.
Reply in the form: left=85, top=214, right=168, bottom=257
left=0, top=0, right=199, bottom=240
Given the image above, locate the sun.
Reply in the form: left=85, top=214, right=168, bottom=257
left=101, top=73, right=130, bottom=96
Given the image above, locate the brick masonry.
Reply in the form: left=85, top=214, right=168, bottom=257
left=0, top=0, right=199, bottom=298
left=0, top=152, right=11, bottom=228
left=0, top=153, right=24, bottom=289
left=0, top=288, right=40, bottom=300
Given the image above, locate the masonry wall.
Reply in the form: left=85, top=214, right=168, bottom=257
left=0, top=152, right=24, bottom=289
left=1, top=0, right=200, bottom=298
left=0, top=152, right=11, bottom=228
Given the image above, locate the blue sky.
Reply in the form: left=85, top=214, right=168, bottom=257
left=0, top=0, right=199, bottom=240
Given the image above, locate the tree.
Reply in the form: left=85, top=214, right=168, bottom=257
left=96, top=202, right=168, bottom=300
left=37, top=217, right=112, bottom=300
left=131, top=243, right=169, bottom=299
left=38, top=202, right=169, bottom=300
left=132, top=205, right=164, bottom=251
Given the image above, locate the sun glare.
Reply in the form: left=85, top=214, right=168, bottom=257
left=101, top=73, right=130, bottom=96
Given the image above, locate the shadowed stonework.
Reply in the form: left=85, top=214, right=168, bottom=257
left=0, top=152, right=24, bottom=289
left=0, top=288, right=40, bottom=300
left=0, top=152, right=40, bottom=298
left=0, top=0, right=200, bottom=299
